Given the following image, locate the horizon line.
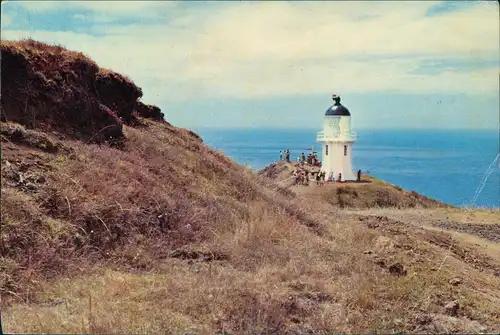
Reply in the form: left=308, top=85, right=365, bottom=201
left=190, top=126, right=500, bottom=131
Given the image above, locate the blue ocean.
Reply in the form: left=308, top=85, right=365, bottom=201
left=194, top=128, right=500, bottom=208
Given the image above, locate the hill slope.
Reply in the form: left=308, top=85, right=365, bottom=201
left=1, top=40, right=500, bottom=334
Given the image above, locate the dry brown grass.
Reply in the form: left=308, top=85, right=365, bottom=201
left=2, top=39, right=499, bottom=334
left=2, top=119, right=499, bottom=333
left=2, top=122, right=499, bottom=334
left=0, top=39, right=99, bottom=73
left=424, top=226, right=500, bottom=264
left=316, top=178, right=447, bottom=209
left=262, top=162, right=449, bottom=209
left=4, top=204, right=499, bottom=333
left=1, top=119, right=320, bottom=299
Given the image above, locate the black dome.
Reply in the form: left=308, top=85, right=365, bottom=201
left=325, top=102, right=350, bottom=116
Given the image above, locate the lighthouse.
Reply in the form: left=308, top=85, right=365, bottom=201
left=316, top=94, right=357, bottom=181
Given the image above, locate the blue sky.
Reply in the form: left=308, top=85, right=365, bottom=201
left=2, top=0, right=499, bottom=129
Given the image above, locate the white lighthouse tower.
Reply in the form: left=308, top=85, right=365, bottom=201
left=316, top=94, right=357, bottom=181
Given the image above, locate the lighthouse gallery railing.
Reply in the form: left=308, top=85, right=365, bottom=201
left=316, top=131, right=357, bottom=141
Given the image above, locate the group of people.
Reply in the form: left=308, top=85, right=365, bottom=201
left=312, top=171, right=340, bottom=185
left=292, top=169, right=362, bottom=186
left=279, top=149, right=292, bottom=163
left=293, top=169, right=314, bottom=186
left=292, top=169, right=326, bottom=186
left=280, top=150, right=321, bottom=167
left=281, top=148, right=362, bottom=185
left=307, top=152, right=321, bottom=166
left=314, top=171, right=326, bottom=186
left=298, top=152, right=321, bottom=166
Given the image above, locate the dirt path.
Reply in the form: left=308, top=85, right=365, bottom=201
left=343, top=208, right=500, bottom=243
left=430, top=221, right=500, bottom=243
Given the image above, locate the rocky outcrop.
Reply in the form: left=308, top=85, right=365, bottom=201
left=0, top=39, right=168, bottom=144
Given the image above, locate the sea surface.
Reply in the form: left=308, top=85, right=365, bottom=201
left=193, top=128, right=500, bottom=208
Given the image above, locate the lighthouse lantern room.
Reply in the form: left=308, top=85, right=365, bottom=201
left=316, top=94, right=357, bottom=181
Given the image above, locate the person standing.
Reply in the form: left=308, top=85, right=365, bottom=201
left=357, top=169, right=361, bottom=182
left=280, top=151, right=283, bottom=161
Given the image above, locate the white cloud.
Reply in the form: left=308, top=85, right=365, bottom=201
left=1, top=1, right=499, bottom=104
left=72, top=13, right=86, bottom=20
left=1, top=13, right=13, bottom=29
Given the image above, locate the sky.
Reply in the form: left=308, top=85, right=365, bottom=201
left=1, top=0, right=499, bottom=130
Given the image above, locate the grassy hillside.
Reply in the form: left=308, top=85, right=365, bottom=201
left=1, top=40, right=500, bottom=334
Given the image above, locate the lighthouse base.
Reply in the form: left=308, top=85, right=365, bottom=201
left=319, top=141, right=356, bottom=182
left=321, top=169, right=357, bottom=182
